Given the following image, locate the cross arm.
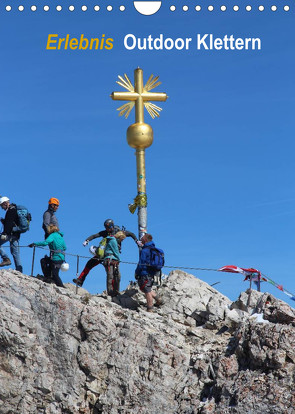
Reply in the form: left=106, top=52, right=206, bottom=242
left=141, top=92, right=168, bottom=102
left=111, top=92, right=139, bottom=101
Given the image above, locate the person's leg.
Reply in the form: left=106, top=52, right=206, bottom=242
left=113, top=263, right=121, bottom=296
left=145, top=291, right=157, bottom=309
left=138, top=275, right=155, bottom=310
left=41, top=255, right=52, bottom=278
left=0, top=237, right=10, bottom=261
left=105, top=262, right=115, bottom=296
left=51, top=260, right=64, bottom=287
left=10, top=237, right=22, bottom=272
left=74, top=258, right=100, bottom=286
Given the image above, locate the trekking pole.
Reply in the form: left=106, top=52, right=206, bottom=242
left=31, top=246, right=36, bottom=277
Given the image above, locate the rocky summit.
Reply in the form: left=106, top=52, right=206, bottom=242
left=0, top=269, right=295, bottom=414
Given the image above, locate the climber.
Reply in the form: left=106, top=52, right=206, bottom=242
left=29, top=224, right=66, bottom=288
left=41, top=197, right=61, bottom=278
left=43, top=197, right=60, bottom=239
left=103, top=231, right=126, bottom=296
left=0, top=196, right=23, bottom=272
left=135, top=233, right=164, bottom=312
left=73, top=219, right=141, bottom=287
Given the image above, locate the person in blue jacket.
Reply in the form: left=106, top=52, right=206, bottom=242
left=135, top=234, right=163, bottom=312
left=29, top=224, right=66, bottom=288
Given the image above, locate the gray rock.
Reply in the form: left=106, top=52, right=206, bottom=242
left=0, top=269, right=294, bottom=414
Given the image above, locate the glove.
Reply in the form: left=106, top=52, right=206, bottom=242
left=0, top=218, right=4, bottom=224
left=83, top=240, right=89, bottom=247
left=0, top=234, right=8, bottom=241
left=28, top=243, right=35, bottom=248
left=136, top=240, right=143, bottom=247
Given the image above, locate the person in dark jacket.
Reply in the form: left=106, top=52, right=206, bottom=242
left=43, top=197, right=60, bottom=239
left=135, top=233, right=163, bottom=312
left=0, top=196, right=23, bottom=272
left=73, top=219, right=141, bottom=287
left=29, top=224, right=66, bottom=288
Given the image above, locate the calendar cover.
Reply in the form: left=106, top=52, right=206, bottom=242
left=1, top=1, right=294, bottom=306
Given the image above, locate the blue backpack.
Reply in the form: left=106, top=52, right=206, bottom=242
left=16, top=205, right=32, bottom=233
left=148, top=246, right=165, bottom=271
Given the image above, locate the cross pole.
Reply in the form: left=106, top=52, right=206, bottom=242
left=111, top=67, right=167, bottom=239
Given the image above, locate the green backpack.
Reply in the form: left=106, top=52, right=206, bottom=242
left=96, top=237, right=108, bottom=259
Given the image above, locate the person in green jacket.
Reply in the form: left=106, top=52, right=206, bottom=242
left=29, top=224, right=66, bottom=288
left=104, top=231, right=126, bottom=296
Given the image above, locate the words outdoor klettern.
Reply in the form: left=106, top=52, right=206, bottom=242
left=46, top=33, right=262, bottom=51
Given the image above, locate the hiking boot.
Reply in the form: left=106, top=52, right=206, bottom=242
left=147, top=307, right=154, bottom=313
left=43, top=277, right=54, bottom=284
left=0, top=258, right=12, bottom=267
left=73, top=278, right=83, bottom=287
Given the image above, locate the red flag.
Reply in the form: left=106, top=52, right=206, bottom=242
left=219, top=265, right=261, bottom=281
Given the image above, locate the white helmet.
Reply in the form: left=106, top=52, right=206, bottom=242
left=0, top=196, right=9, bottom=205
left=89, top=245, right=97, bottom=256
left=61, top=262, right=70, bottom=271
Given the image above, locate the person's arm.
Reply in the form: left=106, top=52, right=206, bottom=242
left=34, top=233, right=53, bottom=247
left=124, top=230, right=138, bottom=242
left=43, top=211, right=51, bottom=228
left=86, top=230, right=106, bottom=242
left=136, top=248, right=149, bottom=276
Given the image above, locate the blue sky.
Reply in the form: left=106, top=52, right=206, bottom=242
left=1, top=4, right=295, bottom=306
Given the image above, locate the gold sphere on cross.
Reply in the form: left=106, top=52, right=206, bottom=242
left=127, top=122, right=153, bottom=149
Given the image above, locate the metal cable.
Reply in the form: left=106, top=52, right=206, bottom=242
left=5, top=245, right=295, bottom=299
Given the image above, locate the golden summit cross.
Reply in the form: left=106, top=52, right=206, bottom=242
left=110, top=68, right=168, bottom=239
left=110, top=68, right=167, bottom=122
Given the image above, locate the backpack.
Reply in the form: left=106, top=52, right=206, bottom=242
left=147, top=246, right=165, bottom=271
left=16, top=205, right=32, bottom=233
left=96, top=237, right=108, bottom=259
